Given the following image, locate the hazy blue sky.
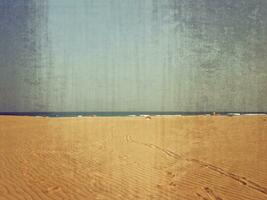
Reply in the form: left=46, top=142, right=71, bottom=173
left=0, top=0, right=267, bottom=112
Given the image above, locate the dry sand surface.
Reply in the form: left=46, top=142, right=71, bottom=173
left=0, top=116, right=267, bottom=200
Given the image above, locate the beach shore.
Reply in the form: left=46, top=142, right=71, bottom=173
left=0, top=116, right=266, bottom=200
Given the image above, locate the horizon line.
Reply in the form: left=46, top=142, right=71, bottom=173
left=0, top=111, right=266, bottom=117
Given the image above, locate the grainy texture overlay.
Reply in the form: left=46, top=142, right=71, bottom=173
left=0, top=1, right=266, bottom=199
left=0, top=116, right=266, bottom=199
left=0, top=0, right=267, bottom=112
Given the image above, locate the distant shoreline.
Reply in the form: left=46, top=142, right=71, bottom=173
left=0, top=112, right=266, bottom=117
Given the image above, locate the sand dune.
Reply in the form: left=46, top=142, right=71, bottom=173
left=0, top=116, right=266, bottom=200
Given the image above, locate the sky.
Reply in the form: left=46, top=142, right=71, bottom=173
left=0, top=0, right=267, bottom=112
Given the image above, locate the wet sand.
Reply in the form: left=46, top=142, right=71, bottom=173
left=0, top=116, right=266, bottom=200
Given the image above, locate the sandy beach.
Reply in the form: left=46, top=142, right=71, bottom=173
left=0, top=116, right=266, bottom=200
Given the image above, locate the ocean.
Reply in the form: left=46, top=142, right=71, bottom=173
left=0, top=112, right=266, bottom=117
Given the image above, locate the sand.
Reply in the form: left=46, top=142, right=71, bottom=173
left=0, top=115, right=266, bottom=200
